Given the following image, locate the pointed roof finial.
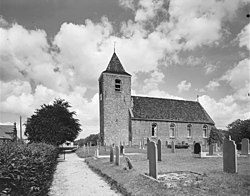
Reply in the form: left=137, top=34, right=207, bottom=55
left=114, top=41, right=116, bottom=53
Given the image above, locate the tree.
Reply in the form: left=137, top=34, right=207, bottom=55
left=207, top=127, right=224, bottom=145
left=75, top=134, right=100, bottom=146
left=25, top=99, right=81, bottom=145
left=227, top=119, right=250, bottom=144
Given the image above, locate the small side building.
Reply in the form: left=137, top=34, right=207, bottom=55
left=0, top=123, right=17, bottom=143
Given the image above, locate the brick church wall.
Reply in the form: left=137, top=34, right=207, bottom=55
left=99, top=73, right=131, bottom=146
left=131, top=120, right=212, bottom=146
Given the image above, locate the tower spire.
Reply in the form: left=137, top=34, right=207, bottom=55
left=114, top=41, right=116, bottom=53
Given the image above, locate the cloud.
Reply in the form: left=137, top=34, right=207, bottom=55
left=204, top=63, right=217, bottom=74
left=141, top=70, right=165, bottom=93
left=206, top=80, right=220, bottom=91
left=220, top=58, right=250, bottom=102
left=177, top=80, right=191, bottom=93
left=237, top=22, right=250, bottom=50
left=200, top=95, right=250, bottom=129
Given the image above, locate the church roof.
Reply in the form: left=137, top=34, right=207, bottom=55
left=131, top=96, right=215, bottom=125
left=102, top=52, right=131, bottom=76
left=0, top=125, right=15, bottom=140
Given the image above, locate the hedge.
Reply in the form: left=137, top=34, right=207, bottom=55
left=0, top=142, right=59, bottom=196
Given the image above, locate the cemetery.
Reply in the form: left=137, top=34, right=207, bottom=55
left=76, top=138, right=250, bottom=196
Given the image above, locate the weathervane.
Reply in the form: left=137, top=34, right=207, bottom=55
left=114, top=41, right=116, bottom=53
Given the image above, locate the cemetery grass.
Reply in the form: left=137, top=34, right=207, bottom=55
left=76, top=146, right=250, bottom=196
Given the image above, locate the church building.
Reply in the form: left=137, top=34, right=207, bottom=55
left=99, top=52, right=215, bottom=146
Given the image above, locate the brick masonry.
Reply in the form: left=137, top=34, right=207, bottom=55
left=99, top=73, right=131, bottom=146
left=131, top=120, right=212, bottom=146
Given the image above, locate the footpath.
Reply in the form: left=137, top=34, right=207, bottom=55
left=49, top=153, right=122, bottom=196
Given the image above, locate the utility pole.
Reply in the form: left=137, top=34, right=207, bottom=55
left=20, top=116, right=23, bottom=141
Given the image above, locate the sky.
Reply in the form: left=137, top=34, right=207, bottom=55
left=0, top=0, right=249, bottom=139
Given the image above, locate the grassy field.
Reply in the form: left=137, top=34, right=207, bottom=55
left=76, top=146, right=250, bottom=196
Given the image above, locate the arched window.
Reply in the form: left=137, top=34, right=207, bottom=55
left=170, top=123, right=175, bottom=138
left=203, top=125, right=208, bottom=138
left=187, top=124, right=192, bottom=138
left=115, top=79, right=121, bottom=92
left=152, top=123, right=157, bottom=137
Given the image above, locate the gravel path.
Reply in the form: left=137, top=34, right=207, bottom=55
left=49, top=153, right=121, bottom=196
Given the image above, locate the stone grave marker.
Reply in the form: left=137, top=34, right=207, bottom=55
left=115, top=146, right=120, bottom=166
left=223, top=138, right=237, bottom=173
left=120, top=144, right=125, bottom=155
left=147, top=137, right=150, bottom=159
left=87, top=145, right=90, bottom=154
left=110, top=146, right=114, bottom=163
left=139, top=141, right=142, bottom=149
left=148, top=141, right=158, bottom=179
left=96, top=148, right=99, bottom=158
left=166, top=141, right=168, bottom=147
left=171, top=141, right=175, bottom=153
left=213, top=143, right=218, bottom=152
left=157, top=139, right=162, bottom=161
left=83, top=145, right=86, bottom=153
left=209, top=144, right=214, bottom=155
left=125, top=157, right=133, bottom=169
left=241, top=138, right=249, bottom=155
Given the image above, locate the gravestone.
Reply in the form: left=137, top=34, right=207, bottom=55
left=209, top=144, right=214, bottom=155
left=83, top=145, right=86, bottom=153
left=157, top=139, right=162, bottom=161
left=147, top=137, right=150, bottom=159
left=110, top=146, right=114, bottom=163
left=129, top=141, right=132, bottom=147
left=204, top=140, right=208, bottom=150
left=125, top=157, right=133, bottom=169
left=223, top=138, right=237, bottom=173
left=166, top=141, right=168, bottom=147
left=139, top=141, right=142, bottom=149
left=96, top=148, right=99, bottom=158
left=241, top=138, right=249, bottom=155
left=148, top=141, right=158, bottom=179
left=87, top=145, right=90, bottom=154
left=115, top=146, right=120, bottom=166
left=171, top=141, right=175, bottom=153
left=213, top=143, right=218, bottom=152
left=120, top=145, right=125, bottom=154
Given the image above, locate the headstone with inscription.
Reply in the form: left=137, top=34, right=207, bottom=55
left=241, top=138, right=249, bottom=155
left=171, top=141, right=175, bottom=153
left=115, top=146, right=120, bottom=166
left=110, top=146, right=114, bottom=163
left=157, top=139, right=162, bottom=161
left=148, top=141, right=158, bottom=179
left=209, top=144, right=214, bottom=155
left=223, top=138, right=237, bottom=173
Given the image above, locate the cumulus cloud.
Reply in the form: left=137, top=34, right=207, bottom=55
left=200, top=95, right=250, bottom=129
left=206, top=80, right=220, bottom=91
left=204, top=63, right=217, bottom=74
left=220, top=58, right=250, bottom=102
left=177, top=80, right=191, bottom=93
left=0, top=0, right=249, bottom=137
left=237, top=22, right=250, bottom=50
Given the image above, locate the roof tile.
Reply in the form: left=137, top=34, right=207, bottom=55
left=131, top=96, right=214, bottom=124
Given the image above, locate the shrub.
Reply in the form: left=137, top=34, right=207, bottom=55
left=0, top=142, right=59, bottom=196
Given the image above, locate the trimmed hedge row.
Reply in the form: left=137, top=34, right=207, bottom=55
left=0, top=142, right=59, bottom=196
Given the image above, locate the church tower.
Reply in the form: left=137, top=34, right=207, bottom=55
left=99, top=52, right=131, bottom=145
